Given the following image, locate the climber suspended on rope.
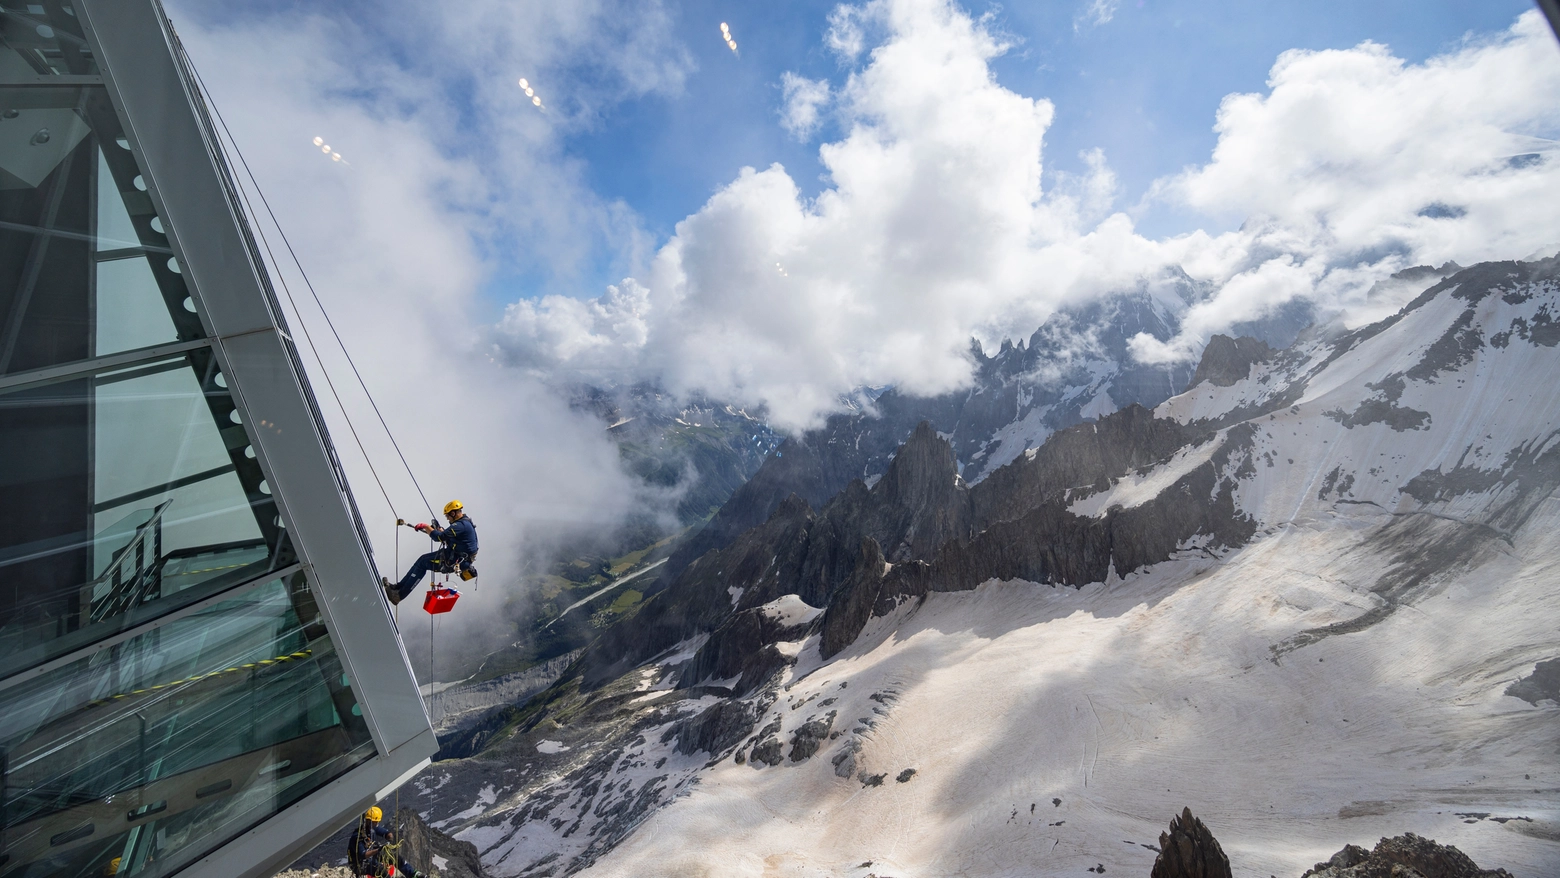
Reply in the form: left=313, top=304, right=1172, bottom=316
left=383, top=500, right=478, bottom=605
left=347, top=807, right=428, bottom=878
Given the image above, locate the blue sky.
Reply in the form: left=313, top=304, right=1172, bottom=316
left=560, top=0, right=1536, bottom=261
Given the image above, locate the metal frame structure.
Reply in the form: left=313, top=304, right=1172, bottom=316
left=0, top=1, right=436, bottom=875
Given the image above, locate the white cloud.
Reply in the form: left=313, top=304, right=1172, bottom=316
left=498, top=280, right=651, bottom=373
left=500, top=0, right=1096, bottom=431
left=826, top=4, right=870, bottom=61
left=1074, top=0, right=1120, bottom=33
left=780, top=72, right=833, bottom=140
left=1131, top=11, right=1560, bottom=360
left=495, top=5, right=1560, bottom=431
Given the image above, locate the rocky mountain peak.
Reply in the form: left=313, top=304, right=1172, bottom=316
left=1190, top=334, right=1273, bottom=388
left=859, top=420, right=972, bottom=562
left=876, top=421, right=959, bottom=509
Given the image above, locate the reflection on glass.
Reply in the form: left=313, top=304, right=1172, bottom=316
left=0, top=6, right=101, bottom=77
left=1, top=75, right=197, bottom=378
left=0, top=355, right=291, bottom=675
left=0, top=575, right=376, bottom=878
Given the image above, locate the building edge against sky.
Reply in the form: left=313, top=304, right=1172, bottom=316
left=0, top=1, right=435, bottom=876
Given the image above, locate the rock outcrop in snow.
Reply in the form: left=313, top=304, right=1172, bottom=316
left=1300, top=833, right=1516, bottom=878
left=1189, top=334, right=1273, bottom=388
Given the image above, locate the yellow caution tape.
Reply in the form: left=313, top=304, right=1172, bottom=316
left=92, top=649, right=313, bottom=706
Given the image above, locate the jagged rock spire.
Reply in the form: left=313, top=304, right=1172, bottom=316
left=1150, top=807, right=1232, bottom=878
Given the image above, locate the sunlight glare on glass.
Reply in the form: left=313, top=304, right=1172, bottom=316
left=312, top=136, right=323, bottom=146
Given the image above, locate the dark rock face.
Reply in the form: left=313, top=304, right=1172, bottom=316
left=1300, top=832, right=1515, bottom=878
left=820, top=538, right=888, bottom=658
left=670, top=696, right=771, bottom=757
left=822, top=419, right=1257, bottom=657
left=970, top=404, right=1190, bottom=529
left=1324, top=398, right=1431, bottom=432
left=656, top=438, right=836, bottom=595
left=589, top=399, right=1256, bottom=673
left=868, top=421, right=972, bottom=560
left=678, top=605, right=815, bottom=693
left=581, top=494, right=818, bottom=687
left=831, top=739, right=861, bottom=778
left=1506, top=656, right=1560, bottom=705
left=390, top=807, right=488, bottom=878
left=1190, top=334, right=1273, bottom=387
left=1150, top=807, right=1232, bottom=878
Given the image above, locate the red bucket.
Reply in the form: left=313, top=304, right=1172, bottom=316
left=422, top=586, right=460, bottom=615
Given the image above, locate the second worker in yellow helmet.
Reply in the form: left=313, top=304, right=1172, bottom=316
left=348, top=806, right=428, bottom=878
left=382, top=500, right=478, bottom=604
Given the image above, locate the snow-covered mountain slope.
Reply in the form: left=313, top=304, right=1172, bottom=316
left=384, top=259, right=1558, bottom=878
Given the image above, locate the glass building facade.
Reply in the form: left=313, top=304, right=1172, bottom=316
left=0, top=2, right=436, bottom=876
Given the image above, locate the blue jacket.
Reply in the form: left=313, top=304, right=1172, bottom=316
left=430, top=516, right=478, bottom=557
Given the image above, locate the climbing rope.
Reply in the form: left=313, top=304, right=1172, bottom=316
left=186, top=60, right=437, bottom=522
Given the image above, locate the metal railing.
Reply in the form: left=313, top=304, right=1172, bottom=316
left=87, top=501, right=170, bottom=625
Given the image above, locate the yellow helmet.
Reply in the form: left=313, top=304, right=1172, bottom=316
left=443, top=500, right=463, bottom=515
left=365, top=806, right=383, bottom=823
left=104, top=858, right=122, bottom=876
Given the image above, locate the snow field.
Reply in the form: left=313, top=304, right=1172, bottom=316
left=582, top=492, right=1560, bottom=878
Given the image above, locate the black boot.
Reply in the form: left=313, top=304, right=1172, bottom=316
left=381, top=577, right=402, bottom=605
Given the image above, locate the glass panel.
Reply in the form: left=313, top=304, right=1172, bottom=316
left=0, top=75, right=199, bottom=378
left=0, top=2, right=101, bottom=77
left=0, top=351, right=293, bottom=676
left=95, top=152, right=178, bottom=355
left=0, top=574, right=376, bottom=878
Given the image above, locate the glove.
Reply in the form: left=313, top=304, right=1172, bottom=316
left=414, top=523, right=430, bottom=533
